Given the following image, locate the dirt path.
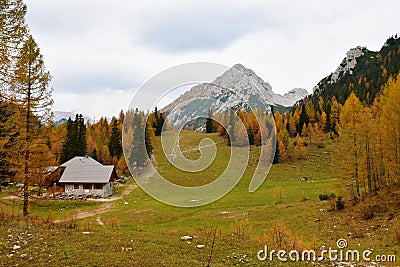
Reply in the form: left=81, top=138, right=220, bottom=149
left=94, top=183, right=137, bottom=202
left=54, top=202, right=114, bottom=223
left=54, top=183, right=138, bottom=223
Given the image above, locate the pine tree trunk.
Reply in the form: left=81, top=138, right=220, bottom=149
left=354, top=134, right=360, bottom=198
left=23, top=73, right=32, bottom=216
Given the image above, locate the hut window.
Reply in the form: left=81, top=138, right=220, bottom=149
left=83, top=184, right=91, bottom=190
left=94, top=184, right=103, bottom=190
left=74, top=184, right=79, bottom=189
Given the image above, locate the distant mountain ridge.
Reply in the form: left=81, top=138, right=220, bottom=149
left=53, top=111, right=94, bottom=125
left=162, top=64, right=308, bottom=125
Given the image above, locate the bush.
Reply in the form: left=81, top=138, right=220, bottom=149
left=319, top=194, right=329, bottom=201
left=336, top=197, right=345, bottom=210
left=319, top=192, right=336, bottom=201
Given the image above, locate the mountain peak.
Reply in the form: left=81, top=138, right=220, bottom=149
left=232, top=63, right=253, bottom=73
left=311, top=35, right=400, bottom=104
left=330, top=46, right=366, bottom=84
left=162, top=64, right=308, bottom=126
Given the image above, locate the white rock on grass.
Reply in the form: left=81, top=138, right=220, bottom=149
left=196, top=245, right=205, bottom=249
left=180, top=235, right=193, bottom=241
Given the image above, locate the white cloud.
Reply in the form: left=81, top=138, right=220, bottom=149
left=24, top=0, right=400, bottom=118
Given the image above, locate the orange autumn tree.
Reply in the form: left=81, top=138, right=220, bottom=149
left=335, top=74, right=400, bottom=199
left=337, top=92, right=365, bottom=198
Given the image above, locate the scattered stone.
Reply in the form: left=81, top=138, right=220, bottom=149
left=82, top=232, right=93, bottom=235
left=337, top=261, right=353, bottom=266
left=180, top=235, right=193, bottom=241
left=13, top=245, right=21, bottom=250
left=124, top=202, right=129, bottom=205
left=7, top=254, right=13, bottom=258
left=315, top=218, right=321, bottom=222
left=319, top=209, right=325, bottom=213
left=20, top=254, right=28, bottom=258
left=196, top=244, right=205, bottom=249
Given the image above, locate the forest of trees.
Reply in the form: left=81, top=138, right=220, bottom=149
left=1, top=0, right=399, bottom=216
left=272, top=73, right=400, bottom=200
left=206, top=108, right=275, bottom=148
left=335, top=74, right=400, bottom=199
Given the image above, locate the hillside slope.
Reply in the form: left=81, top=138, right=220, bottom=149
left=312, top=35, right=400, bottom=104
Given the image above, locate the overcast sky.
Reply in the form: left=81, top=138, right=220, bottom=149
left=25, top=0, right=399, bottom=119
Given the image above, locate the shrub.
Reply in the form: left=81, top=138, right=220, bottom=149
left=319, top=193, right=336, bottom=201
left=336, top=197, right=345, bottom=210
left=319, top=194, right=329, bottom=201
left=261, top=222, right=305, bottom=251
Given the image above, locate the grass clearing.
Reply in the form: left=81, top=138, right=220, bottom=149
left=0, top=132, right=399, bottom=266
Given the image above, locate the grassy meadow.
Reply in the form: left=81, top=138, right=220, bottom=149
left=0, top=131, right=399, bottom=266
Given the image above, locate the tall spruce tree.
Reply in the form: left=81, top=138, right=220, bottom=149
left=60, top=118, right=74, bottom=163
left=130, top=109, right=146, bottom=169
left=108, top=118, right=122, bottom=158
left=144, top=118, right=153, bottom=157
left=151, top=107, right=165, bottom=136
left=128, top=109, right=154, bottom=172
left=76, top=114, right=87, bottom=156
left=60, top=114, right=87, bottom=163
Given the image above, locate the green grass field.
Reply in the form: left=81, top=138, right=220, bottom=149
left=0, top=131, right=398, bottom=266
